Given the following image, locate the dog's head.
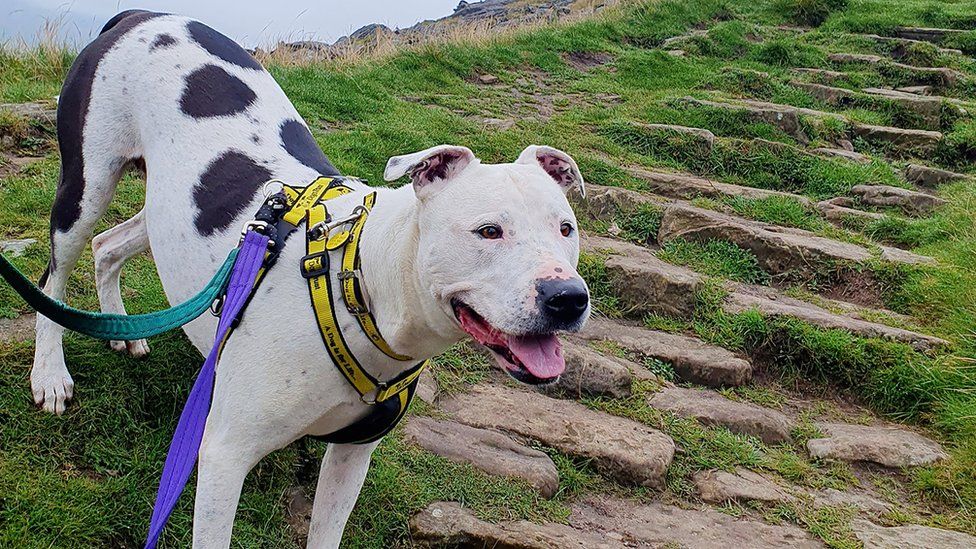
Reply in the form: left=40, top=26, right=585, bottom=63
left=385, top=144, right=589, bottom=385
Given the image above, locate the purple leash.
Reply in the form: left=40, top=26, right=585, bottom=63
left=145, top=230, right=269, bottom=549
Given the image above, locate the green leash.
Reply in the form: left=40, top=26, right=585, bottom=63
left=0, top=249, right=238, bottom=341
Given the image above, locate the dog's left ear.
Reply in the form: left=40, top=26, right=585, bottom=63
left=384, top=145, right=477, bottom=199
left=516, top=145, right=585, bottom=198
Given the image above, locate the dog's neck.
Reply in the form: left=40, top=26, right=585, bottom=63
left=356, top=185, right=464, bottom=362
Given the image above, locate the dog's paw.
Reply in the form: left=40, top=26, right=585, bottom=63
left=31, top=361, right=74, bottom=415
left=110, top=339, right=150, bottom=358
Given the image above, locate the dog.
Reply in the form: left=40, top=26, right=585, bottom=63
left=29, top=9, right=590, bottom=547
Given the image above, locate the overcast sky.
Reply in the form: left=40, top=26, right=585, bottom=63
left=2, top=0, right=462, bottom=48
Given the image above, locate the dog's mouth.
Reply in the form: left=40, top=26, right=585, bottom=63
left=452, top=299, right=564, bottom=385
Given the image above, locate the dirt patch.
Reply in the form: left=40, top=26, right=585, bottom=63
left=283, top=486, right=313, bottom=546
left=821, top=270, right=886, bottom=309
left=563, top=51, right=614, bottom=71
left=0, top=314, right=36, bottom=344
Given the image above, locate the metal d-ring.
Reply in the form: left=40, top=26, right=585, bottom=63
left=262, top=179, right=286, bottom=198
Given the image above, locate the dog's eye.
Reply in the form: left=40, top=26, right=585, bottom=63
left=476, top=225, right=503, bottom=239
left=560, top=222, right=574, bottom=237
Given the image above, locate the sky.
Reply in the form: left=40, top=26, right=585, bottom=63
left=2, top=0, right=462, bottom=48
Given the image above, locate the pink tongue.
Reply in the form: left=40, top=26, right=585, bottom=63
left=507, top=334, right=565, bottom=378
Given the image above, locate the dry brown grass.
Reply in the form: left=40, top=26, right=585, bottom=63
left=256, top=0, right=625, bottom=68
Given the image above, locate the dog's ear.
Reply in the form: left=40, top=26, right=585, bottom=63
left=516, top=145, right=585, bottom=198
left=384, top=145, right=476, bottom=198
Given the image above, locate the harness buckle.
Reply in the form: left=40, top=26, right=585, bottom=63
left=338, top=269, right=370, bottom=315
left=360, top=382, right=387, bottom=405
left=300, top=251, right=330, bottom=279
left=307, top=207, right=367, bottom=242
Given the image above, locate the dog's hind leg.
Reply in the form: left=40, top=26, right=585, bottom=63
left=306, top=441, right=381, bottom=549
left=92, top=208, right=150, bottom=357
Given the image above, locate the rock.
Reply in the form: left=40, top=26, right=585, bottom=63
left=571, top=496, right=824, bottom=548
left=792, top=80, right=858, bottom=104
left=679, top=97, right=809, bottom=141
left=860, top=88, right=943, bottom=129
left=828, top=53, right=964, bottom=89
left=853, top=520, right=976, bottom=549
left=544, top=340, right=633, bottom=399
left=403, top=417, right=559, bottom=497
left=410, top=501, right=616, bottom=548
left=904, top=163, right=968, bottom=188
left=724, top=287, right=948, bottom=352
left=806, top=422, right=948, bottom=468
left=574, top=317, right=753, bottom=387
left=0, top=313, right=36, bottom=343
left=416, top=369, right=438, bottom=404
left=572, top=184, right=661, bottom=223
left=478, top=73, right=499, bottom=85
left=440, top=384, right=675, bottom=487
left=349, top=23, right=392, bottom=41
left=582, top=234, right=703, bottom=318
left=851, top=123, right=943, bottom=157
left=817, top=198, right=887, bottom=225
left=892, top=27, right=965, bottom=44
left=694, top=468, right=793, bottom=504
left=625, top=167, right=812, bottom=204
left=634, top=123, right=715, bottom=151
left=649, top=386, right=794, bottom=444
left=792, top=67, right=846, bottom=82
left=479, top=117, right=515, bottom=130
left=879, top=245, right=937, bottom=265
left=850, top=184, right=946, bottom=216
left=659, top=203, right=871, bottom=275
left=810, top=488, right=890, bottom=514
left=811, top=147, right=872, bottom=164
left=0, top=238, right=36, bottom=257
left=896, top=85, right=933, bottom=95
left=665, top=49, right=686, bottom=57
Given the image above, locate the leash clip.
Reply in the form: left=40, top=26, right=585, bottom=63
left=307, top=206, right=367, bottom=242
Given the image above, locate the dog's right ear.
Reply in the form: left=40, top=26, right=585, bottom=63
left=383, top=145, right=476, bottom=199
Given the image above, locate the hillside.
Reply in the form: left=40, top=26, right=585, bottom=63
left=2, top=0, right=976, bottom=547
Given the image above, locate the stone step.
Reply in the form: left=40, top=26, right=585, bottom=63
left=827, top=53, right=966, bottom=88
left=849, top=184, right=946, bottom=216
left=584, top=230, right=945, bottom=351
left=410, top=502, right=614, bottom=548
left=403, top=417, right=560, bottom=498
left=544, top=339, right=635, bottom=399
left=806, top=422, right=948, bottom=468
left=853, top=519, right=976, bottom=549
left=624, top=167, right=812, bottom=204
left=847, top=32, right=964, bottom=56
left=571, top=496, right=824, bottom=548
left=411, top=497, right=825, bottom=548
left=892, top=27, right=965, bottom=44
left=904, top=163, right=969, bottom=188
left=810, top=147, right=872, bottom=164
left=649, top=385, right=794, bottom=444
left=681, top=97, right=943, bottom=156
left=657, top=203, right=935, bottom=278
left=725, top=286, right=949, bottom=352
left=572, top=183, right=663, bottom=226
left=694, top=468, right=793, bottom=504
left=574, top=317, right=753, bottom=387
left=632, top=122, right=716, bottom=150
left=811, top=489, right=891, bottom=515
left=439, top=384, right=675, bottom=487
left=583, top=233, right=702, bottom=319
left=816, top=197, right=888, bottom=225
left=792, top=81, right=943, bottom=130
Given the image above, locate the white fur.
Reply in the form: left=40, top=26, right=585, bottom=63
left=30, top=14, right=587, bottom=548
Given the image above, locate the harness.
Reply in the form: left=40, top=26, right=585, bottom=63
left=0, top=175, right=426, bottom=547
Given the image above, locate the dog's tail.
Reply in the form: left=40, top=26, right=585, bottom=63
left=99, top=9, right=154, bottom=35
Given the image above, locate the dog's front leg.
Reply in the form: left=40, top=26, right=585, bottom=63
left=306, top=441, right=381, bottom=549
left=191, top=429, right=263, bottom=548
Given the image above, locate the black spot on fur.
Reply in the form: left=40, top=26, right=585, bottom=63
left=186, top=20, right=262, bottom=71
left=150, top=33, right=177, bottom=50
left=278, top=119, right=338, bottom=175
left=51, top=10, right=163, bottom=234
left=180, top=64, right=256, bottom=118
left=193, top=150, right=272, bottom=236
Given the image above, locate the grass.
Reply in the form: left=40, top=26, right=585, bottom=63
left=2, top=0, right=976, bottom=545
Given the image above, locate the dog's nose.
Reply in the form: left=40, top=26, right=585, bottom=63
left=537, top=278, right=589, bottom=324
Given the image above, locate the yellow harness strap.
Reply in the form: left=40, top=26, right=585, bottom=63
left=296, top=186, right=426, bottom=406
